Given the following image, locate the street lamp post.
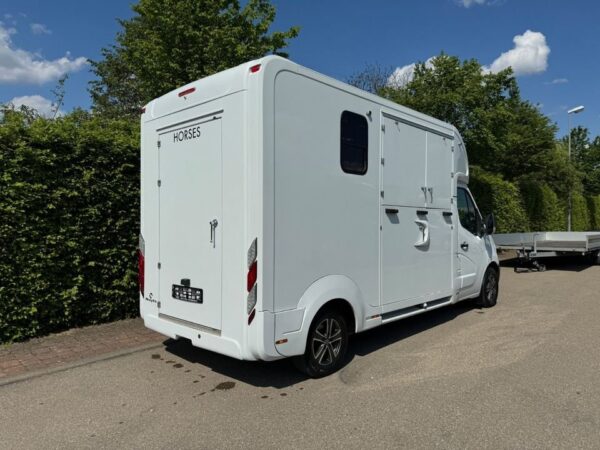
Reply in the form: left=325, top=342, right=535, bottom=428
left=567, top=105, right=584, bottom=232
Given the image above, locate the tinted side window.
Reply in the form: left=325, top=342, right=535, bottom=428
left=457, top=188, right=478, bottom=235
left=340, top=111, right=368, bottom=175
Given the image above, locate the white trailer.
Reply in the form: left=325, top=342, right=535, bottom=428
left=494, top=231, right=600, bottom=271
left=139, top=56, right=499, bottom=377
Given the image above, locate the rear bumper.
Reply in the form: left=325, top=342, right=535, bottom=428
left=141, top=309, right=286, bottom=362
left=143, top=313, right=245, bottom=360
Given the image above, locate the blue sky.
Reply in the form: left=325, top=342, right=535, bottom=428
left=1, top=0, right=598, bottom=137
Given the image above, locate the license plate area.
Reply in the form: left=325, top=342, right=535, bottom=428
left=172, top=284, right=203, bottom=303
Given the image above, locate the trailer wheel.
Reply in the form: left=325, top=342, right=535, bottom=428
left=478, top=266, right=499, bottom=308
left=293, top=310, right=348, bottom=378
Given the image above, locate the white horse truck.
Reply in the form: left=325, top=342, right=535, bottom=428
left=139, top=56, right=499, bottom=377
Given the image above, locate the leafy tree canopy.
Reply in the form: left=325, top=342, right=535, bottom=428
left=562, top=126, right=600, bottom=195
left=90, top=0, right=299, bottom=118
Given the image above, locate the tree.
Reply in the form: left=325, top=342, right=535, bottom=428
left=347, top=63, right=393, bottom=94
left=562, top=126, right=600, bottom=195
left=90, top=0, right=299, bottom=118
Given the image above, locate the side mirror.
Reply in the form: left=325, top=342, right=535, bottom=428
left=484, top=213, right=496, bottom=235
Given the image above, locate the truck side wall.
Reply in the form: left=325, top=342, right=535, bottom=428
left=271, top=70, right=382, bottom=324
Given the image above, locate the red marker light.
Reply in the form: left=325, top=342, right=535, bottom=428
left=249, top=64, right=261, bottom=74
left=178, top=87, right=196, bottom=97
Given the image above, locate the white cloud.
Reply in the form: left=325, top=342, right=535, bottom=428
left=546, top=78, right=568, bottom=85
left=460, top=0, right=488, bottom=7
left=387, top=57, right=435, bottom=88
left=484, top=30, right=550, bottom=76
left=7, top=94, right=62, bottom=117
left=0, top=24, right=87, bottom=84
left=30, top=23, right=51, bottom=35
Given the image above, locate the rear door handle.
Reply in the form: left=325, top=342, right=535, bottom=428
left=385, top=208, right=399, bottom=214
left=461, top=242, right=469, bottom=251
left=209, top=219, right=218, bottom=247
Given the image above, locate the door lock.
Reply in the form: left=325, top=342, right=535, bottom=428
left=461, top=242, right=469, bottom=251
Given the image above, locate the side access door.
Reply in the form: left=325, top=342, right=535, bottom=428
left=157, top=116, right=223, bottom=331
left=380, top=114, right=454, bottom=312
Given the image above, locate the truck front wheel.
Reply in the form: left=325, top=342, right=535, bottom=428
left=293, top=310, right=349, bottom=378
left=478, top=266, right=499, bottom=308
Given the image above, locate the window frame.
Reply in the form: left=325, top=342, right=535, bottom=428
left=340, top=110, right=368, bottom=176
left=457, top=187, right=483, bottom=237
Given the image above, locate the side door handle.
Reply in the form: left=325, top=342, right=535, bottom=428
left=461, top=242, right=469, bottom=251
left=414, top=219, right=430, bottom=248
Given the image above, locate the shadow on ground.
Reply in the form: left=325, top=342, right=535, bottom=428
left=500, top=254, right=599, bottom=273
left=164, top=301, right=477, bottom=388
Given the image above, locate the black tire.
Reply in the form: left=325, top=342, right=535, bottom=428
left=293, top=310, right=349, bottom=378
left=478, top=266, right=499, bottom=308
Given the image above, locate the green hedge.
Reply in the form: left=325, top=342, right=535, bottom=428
left=571, top=192, right=590, bottom=231
left=518, top=179, right=564, bottom=231
left=468, top=167, right=529, bottom=233
left=587, top=196, right=600, bottom=231
left=0, top=109, right=140, bottom=343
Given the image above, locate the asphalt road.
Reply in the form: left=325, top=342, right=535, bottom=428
left=2, top=258, right=600, bottom=449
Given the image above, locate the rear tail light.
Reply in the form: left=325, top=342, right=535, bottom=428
left=247, top=261, right=257, bottom=292
left=247, top=284, right=257, bottom=314
left=249, top=64, right=261, bottom=73
left=138, top=234, right=145, bottom=296
left=247, top=238, right=258, bottom=322
left=138, top=250, right=145, bottom=296
left=248, top=308, right=256, bottom=325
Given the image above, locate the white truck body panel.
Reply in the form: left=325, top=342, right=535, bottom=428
left=140, top=56, right=498, bottom=361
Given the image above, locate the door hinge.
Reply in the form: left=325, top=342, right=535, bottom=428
left=157, top=262, right=161, bottom=269
left=157, top=179, right=161, bottom=187
left=380, top=190, right=384, bottom=198
left=157, top=140, right=161, bottom=148
left=381, top=124, right=385, bottom=132
left=381, top=157, right=385, bottom=165
left=450, top=172, right=454, bottom=178
left=451, top=144, right=455, bottom=152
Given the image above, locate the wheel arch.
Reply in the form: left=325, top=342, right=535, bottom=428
left=489, top=260, right=500, bottom=275
left=275, top=275, right=364, bottom=357
left=297, top=275, right=364, bottom=334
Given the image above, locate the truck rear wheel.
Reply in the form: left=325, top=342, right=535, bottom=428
left=478, top=266, right=499, bottom=308
left=293, top=310, right=348, bottom=378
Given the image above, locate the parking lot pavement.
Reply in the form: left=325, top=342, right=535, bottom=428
left=1, top=259, right=600, bottom=449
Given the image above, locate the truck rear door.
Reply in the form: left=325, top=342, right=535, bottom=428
left=157, top=116, right=223, bottom=332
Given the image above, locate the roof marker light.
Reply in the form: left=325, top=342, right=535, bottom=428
left=249, top=64, right=261, bottom=73
left=178, top=87, right=196, bottom=97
